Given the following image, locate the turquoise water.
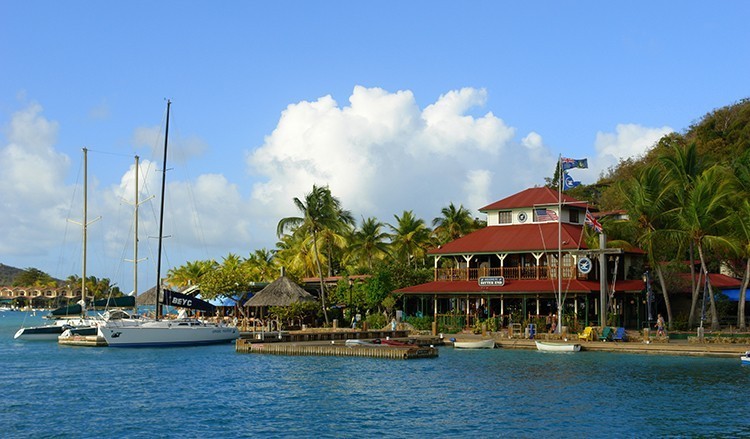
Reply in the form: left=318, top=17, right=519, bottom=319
left=2, top=312, right=748, bottom=438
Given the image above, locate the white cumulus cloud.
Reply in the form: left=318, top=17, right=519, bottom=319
left=593, top=123, right=673, bottom=177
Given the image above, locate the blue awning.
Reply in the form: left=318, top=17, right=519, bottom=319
left=721, top=289, right=749, bottom=302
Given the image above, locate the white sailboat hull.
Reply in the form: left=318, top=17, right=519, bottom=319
left=535, top=341, right=581, bottom=352
left=98, top=319, right=238, bottom=347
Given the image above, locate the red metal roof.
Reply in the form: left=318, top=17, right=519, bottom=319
left=479, top=187, right=585, bottom=212
left=396, top=279, right=645, bottom=295
left=429, top=222, right=589, bottom=255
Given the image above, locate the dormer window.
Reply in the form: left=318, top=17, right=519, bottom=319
left=569, top=210, right=580, bottom=223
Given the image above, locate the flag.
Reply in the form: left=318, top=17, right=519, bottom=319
left=561, top=157, right=588, bottom=170
left=585, top=209, right=603, bottom=233
left=535, top=208, right=559, bottom=222
left=563, top=171, right=581, bottom=190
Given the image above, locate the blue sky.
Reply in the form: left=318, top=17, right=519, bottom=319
left=1, top=1, right=748, bottom=294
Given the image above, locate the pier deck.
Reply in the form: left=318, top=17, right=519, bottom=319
left=236, top=339, right=438, bottom=359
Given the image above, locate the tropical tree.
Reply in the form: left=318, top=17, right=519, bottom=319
left=245, top=248, right=278, bottom=282
left=347, top=217, right=391, bottom=270
left=388, top=210, right=432, bottom=267
left=432, top=202, right=475, bottom=244
left=277, top=185, right=350, bottom=325
left=199, top=254, right=252, bottom=306
left=618, top=164, right=677, bottom=329
left=660, top=142, right=704, bottom=327
left=674, top=164, right=737, bottom=330
left=166, top=259, right=218, bottom=288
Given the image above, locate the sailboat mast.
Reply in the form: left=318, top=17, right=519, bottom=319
left=81, top=148, right=88, bottom=317
left=155, top=100, right=170, bottom=320
left=557, top=154, right=563, bottom=334
left=133, top=155, right=140, bottom=299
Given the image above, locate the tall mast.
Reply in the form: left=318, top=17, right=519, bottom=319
left=81, top=148, right=88, bottom=316
left=133, top=155, right=139, bottom=300
left=557, top=154, right=563, bottom=334
left=155, top=100, right=170, bottom=320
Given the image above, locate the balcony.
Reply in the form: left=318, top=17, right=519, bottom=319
left=435, top=265, right=580, bottom=282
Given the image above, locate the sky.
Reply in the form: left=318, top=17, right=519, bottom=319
left=1, top=1, right=748, bottom=294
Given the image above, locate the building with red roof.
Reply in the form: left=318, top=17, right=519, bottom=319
left=396, top=187, right=648, bottom=332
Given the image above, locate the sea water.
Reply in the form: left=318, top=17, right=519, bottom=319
left=1, top=312, right=748, bottom=438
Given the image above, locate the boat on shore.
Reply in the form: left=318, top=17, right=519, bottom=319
left=535, top=340, right=581, bottom=352
left=453, top=339, right=495, bottom=349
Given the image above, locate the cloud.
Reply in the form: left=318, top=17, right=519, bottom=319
left=248, top=86, right=547, bottom=228
left=0, top=89, right=677, bottom=294
left=593, top=123, right=673, bottom=176
left=0, top=103, right=71, bottom=254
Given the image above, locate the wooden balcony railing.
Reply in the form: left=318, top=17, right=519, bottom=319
left=435, top=266, right=579, bottom=282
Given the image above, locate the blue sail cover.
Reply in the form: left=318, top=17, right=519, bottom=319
left=162, top=289, right=216, bottom=313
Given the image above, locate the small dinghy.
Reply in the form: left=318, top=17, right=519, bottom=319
left=535, top=340, right=581, bottom=352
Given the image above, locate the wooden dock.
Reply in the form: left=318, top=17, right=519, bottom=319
left=236, top=339, right=438, bottom=359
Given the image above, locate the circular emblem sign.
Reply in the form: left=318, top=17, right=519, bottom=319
left=518, top=212, right=527, bottom=223
left=577, top=257, right=592, bottom=274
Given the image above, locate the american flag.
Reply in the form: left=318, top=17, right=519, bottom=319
left=585, top=209, right=603, bottom=233
left=535, top=208, right=559, bottom=222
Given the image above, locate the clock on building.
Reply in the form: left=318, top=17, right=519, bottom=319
left=518, top=212, right=527, bottom=223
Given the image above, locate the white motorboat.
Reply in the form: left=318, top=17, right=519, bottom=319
left=535, top=340, right=581, bottom=352
left=741, top=351, right=750, bottom=365
left=453, top=339, right=495, bottom=349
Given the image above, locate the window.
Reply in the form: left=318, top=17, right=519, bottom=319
left=569, top=209, right=580, bottom=223
left=498, top=211, right=512, bottom=224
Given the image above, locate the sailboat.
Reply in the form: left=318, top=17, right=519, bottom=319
left=14, top=148, right=107, bottom=340
left=97, top=100, right=238, bottom=347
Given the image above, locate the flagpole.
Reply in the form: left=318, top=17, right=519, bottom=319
left=557, top=154, right=563, bottom=335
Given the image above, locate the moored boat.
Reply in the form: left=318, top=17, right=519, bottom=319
left=535, top=340, right=581, bottom=352
left=741, top=351, right=750, bottom=365
left=453, top=339, right=495, bottom=349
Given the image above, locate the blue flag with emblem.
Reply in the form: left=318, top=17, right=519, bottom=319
left=563, top=171, right=581, bottom=190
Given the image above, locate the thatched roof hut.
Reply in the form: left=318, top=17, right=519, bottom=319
left=244, top=275, right=316, bottom=308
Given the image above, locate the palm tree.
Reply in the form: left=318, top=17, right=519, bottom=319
left=166, top=259, right=217, bottom=288
left=674, top=164, right=737, bottom=330
left=728, top=150, right=750, bottom=329
left=660, top=142, right=704, bottom=327
left=348, top=217, right=391, bottom=270
left=246, top=248, right=277, bottom=282
left=618, top=164, right=677, bottom=329
left=388, top=210, right=432, bottom=267
left=432, top=202, right=475, bottom=244
left=277, top=185, right=349, bottom=325
left=728, top=199, right=750, bottom=329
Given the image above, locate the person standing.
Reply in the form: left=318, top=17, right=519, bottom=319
left=655, top=314, right=666, bottom=337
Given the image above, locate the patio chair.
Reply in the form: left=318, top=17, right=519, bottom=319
left=612, top=327, right=627, bottom=342
left=578, top=326, right=595, bottom=341
left=599, top=326, right=613, bottom=341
